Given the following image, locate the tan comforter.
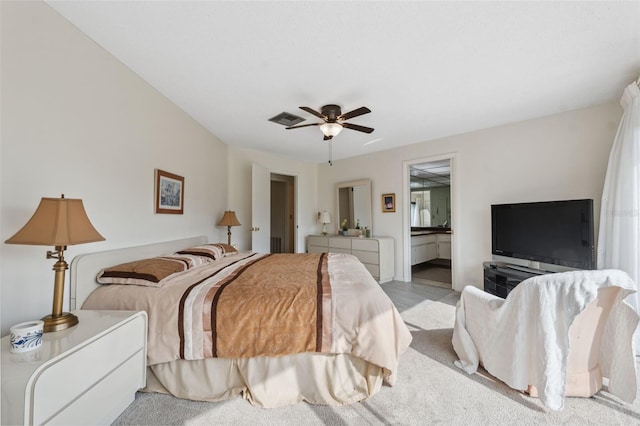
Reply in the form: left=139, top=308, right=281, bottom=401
left=83, top=252, right=412, bottom=385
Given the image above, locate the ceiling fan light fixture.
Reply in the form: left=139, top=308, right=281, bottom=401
left=320, top=122, right=343, bottom=138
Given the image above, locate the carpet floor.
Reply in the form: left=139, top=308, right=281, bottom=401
left=113, top=282, right=640, bottom=425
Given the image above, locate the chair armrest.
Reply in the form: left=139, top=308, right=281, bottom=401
left=461, top=285, right=504, bottom=308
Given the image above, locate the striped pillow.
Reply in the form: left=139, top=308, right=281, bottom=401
left=97, top=254, right=212, bottom=287
left=176, top=243, right=237, bottom=260
left=213, top=243, right=238, bottom=256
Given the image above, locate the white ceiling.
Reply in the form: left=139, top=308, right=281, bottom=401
left=46, top=1, right=640, bottom=164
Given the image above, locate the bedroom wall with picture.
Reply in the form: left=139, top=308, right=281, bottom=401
left=0, top=1, right=229, bottom=334
left=318, top=101, right=622, bottom=290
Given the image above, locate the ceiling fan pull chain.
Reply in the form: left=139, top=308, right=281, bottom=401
left=328, top=139, right=333, bottom=166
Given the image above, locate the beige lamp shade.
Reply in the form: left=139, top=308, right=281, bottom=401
left=217, top=210, right=241, bottom=227
left=5, top=196, right=105, bottom=246
left=319, top=211, right=331, bottom=224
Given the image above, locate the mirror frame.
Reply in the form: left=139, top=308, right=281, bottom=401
left=335, top=178, right=372, bottom=233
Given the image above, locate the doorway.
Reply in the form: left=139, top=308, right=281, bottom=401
left=270, top=173, right=295, bottom=253
left=403, top=155, right=456, bottom=289
left=251, top=163, right=297, bottom=253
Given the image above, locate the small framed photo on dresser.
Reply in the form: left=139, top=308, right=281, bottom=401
left=155, top=169, right=184, bottom=214
left=382, top=193, right=395, bottom=213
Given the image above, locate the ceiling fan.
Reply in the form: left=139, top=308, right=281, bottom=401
left=286, top=104, right=374, bottom=140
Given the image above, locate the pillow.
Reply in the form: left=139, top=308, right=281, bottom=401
left=96, top=254, right=212, bottom=287
left=176, top=243, right=237, bottom=259
left=214, top=243, right=238, bottom=256
left=166, top=253, right=212, bottom=268
left=175, top=244, right=223, bottom=260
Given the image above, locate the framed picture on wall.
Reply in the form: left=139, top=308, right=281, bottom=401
left=382, top=193, right=396, bottom=213
left=155, top=169, right=184, bottom=214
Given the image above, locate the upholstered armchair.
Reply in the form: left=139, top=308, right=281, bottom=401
left=452, top=269, right=638, bottom=410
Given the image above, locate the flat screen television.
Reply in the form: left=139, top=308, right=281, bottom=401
left=491, top=199, right=595, bottom=270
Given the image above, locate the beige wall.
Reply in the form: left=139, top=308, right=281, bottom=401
left=318, top=102, right=622, bottom=290
left=0, top=1, right=229, bottom=334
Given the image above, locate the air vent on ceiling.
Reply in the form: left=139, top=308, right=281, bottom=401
left=269, top=112, right=305, bottom=127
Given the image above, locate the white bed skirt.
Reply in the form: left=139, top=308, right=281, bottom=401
left=144, top=353, right=385, bottom=408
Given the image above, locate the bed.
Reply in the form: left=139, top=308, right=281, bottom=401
left=69, top=236, right=412, bottom=408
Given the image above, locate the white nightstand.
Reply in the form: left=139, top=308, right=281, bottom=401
left=1, top=310, right=147, bottom=425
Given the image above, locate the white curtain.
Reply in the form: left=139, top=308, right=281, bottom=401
left=597, top=78, right=640, bottom=350
left=411, top=198, right=421, bottom=226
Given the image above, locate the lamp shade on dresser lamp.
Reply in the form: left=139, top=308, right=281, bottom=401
left=218, top=210, right=241, bottom=245
left=319, top=211, right=331, bottom=235
left=5, top=195, right=104, bottom=332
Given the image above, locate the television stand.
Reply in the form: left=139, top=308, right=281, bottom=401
left=504, top=264, right=547, bottom=275
left=483, top=261, right=551, bottom=298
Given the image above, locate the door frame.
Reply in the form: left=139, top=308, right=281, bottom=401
left=402, top=152, right=460, bottom=291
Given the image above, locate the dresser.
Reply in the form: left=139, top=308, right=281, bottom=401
left=1, top=310, right=147, bottom=425
left=307, top=235, right=394, bottom=283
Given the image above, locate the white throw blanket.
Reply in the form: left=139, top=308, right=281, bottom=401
left=452, top=269, right=638, bottom=410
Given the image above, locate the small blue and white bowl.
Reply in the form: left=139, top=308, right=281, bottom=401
left=10, top=320, right=44, bottom=353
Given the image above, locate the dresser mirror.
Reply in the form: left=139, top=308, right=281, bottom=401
left=335, top=179, right=372, bottom=233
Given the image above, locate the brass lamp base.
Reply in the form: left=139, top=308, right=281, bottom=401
left=42, top=312, right=78, bottom=333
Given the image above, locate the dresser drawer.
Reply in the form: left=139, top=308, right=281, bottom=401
left=329, top=247, right=351, bottom=254
left=352, top=250, right=379, bottom=265
left=329, top=238, right=351, bottom=249
left=46, top=350, right=144, bottom=425
left=308, top=245, right=326, bottom=254
left=308, top=236, right=328, bottom=247
left=351, top=239, right=379, bottom=252
left=32, top=315, right=146, bottom=424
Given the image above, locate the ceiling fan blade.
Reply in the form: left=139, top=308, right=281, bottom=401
left=299, top=106, right=326, bottom=120
left=286, top=122, right=321, bottom=130
left=338, top=106, right=371, bottom=121
left=342, top=122, right=374, bottom=134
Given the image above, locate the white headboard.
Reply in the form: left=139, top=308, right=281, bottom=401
left=69, top=235, right=208, bottom=310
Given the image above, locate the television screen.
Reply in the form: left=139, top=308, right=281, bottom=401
left=491, top=199, right=595, bottom=270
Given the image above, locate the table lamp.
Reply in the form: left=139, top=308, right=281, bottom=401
left=5, top=195, right=105, bottom=332
left=319, top=211, right=331, bottom=235
left=217, top=210, right=241, bottom=245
